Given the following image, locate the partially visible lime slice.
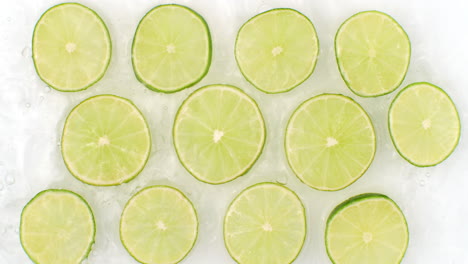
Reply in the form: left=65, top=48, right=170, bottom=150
left=120, top=186, right=198, bottom=264
left=33, top=3, right=111, bottom=92
left=389, top=82, right=460, bottom=166
left=224, top=183, right=306, bottom=264
left=326, top=193, right=409, bottom=264
left=20, top=189, right=95, bottom=264
left=235, top=8, right=319, bottom=93
left=132, top=4, right=212, bottom=93
left=173, top=84, right=266, bottom=184
left=61, top=95, right=151, bottom=186
left=335, top=11, right=410, bottom=97
left=285, top=94, right=376, bottom=191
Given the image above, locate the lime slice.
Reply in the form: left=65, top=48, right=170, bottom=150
left=224, top=183, right=306, bottom=264
left=335, top=11, right=410, bottom=97
left=389, top=82, right=460, bottom=166
left=120, top=186, right=198, bottom=264
left=132, top=4, right=211, bottom=93
left=61, top=95, right=151, bottom=186
left=326, top=193, right=409, bottom=264
left=32, top=3, right=111, bottom=92
left=235, top=8, right=319, bottom=93
left=20, top=189, right=95, bottom=264
left=285, top=94, right=376, bottom=191
left=173, top=84, right=266, bottom=184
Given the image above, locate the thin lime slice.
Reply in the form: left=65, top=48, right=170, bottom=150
left=120, top=186, right=198, bottom=264
left=389, top=82, right=460, bottom=166
left=132, top=4, right=211, bottom=93
left=335, top=11, right=410, bottom=97
left=20, top=189, right=95, bottom=264
left=61, top=95, right=151, bottom=186
left=173, top=84, right=266, bottom=184
left=224, top=183, right=306, bottom=264
left=285, top=94, right=376, bottom=191
left=32, top=3, right=111, bottom=92
left=326, top=193, right=409, bottom=264
left=235, top=8, right=319, bottom=93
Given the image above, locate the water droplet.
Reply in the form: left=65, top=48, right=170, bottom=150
left=0, top=182, right=4, bottom=191
left=25, top=103, right=31, bottom=108
left=14, top=228, right=19, bottom=234
left=419, top=179, right=426, bottom=187
left=57, top=141, right=61, bottom=147
left=44, top=86, right=51, bottom=93
left=0, top=164, right=6, bottom=177
left=6, top=17, right=11, bottom=22
left=425, top=172, right=430, bottom=178
left=163, top=106, right=168, bottom=111
left=275, top=174, right=288, bottom=185
left=21, top=47, right=30, bottom=57
left=6, top=175, right=15, bottom=185
left=39, top=96, right=44, bottom=103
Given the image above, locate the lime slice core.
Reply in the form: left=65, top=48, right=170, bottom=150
left=20, top=189, right=95, bottom=264
left=33, top=3, right=111, bottom=92
left=120, top=186, right=198, bottom=264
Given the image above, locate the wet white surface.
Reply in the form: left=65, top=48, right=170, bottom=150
left=0, top=0, right=467, bottom=263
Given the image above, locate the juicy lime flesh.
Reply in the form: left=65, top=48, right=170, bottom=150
left=120, top=186, right=197, bottom=264
left=21, top=190, right=95, bottom=264
left=62, top=95, right=151, bottom=186
left=389, top=83, right=460, bottom=166
left=224, top=183, right=306, bottom=264
left=335, top=11, right=410, bottom=97
left=286, top=94, right=376, bottom=191
left=326, top=195, right=408, bottom=264
left=33, top=3, right=111, bottom=91
left=236, top=9, right=319, bottom=93
left=132, top=4, right=211, bottom=92
left=173, top=85, right=265, bottom=184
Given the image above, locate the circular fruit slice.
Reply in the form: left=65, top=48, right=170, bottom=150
left=326, top=193, right=409, bottom=264
left=20, top=189, right=95, bottom=264
left=132, top=4, right=211, bottom=93
left=120, top=186, right=198, bottom=264
left=389, top=82, right=460, bottom=166
left=235, top=8, right=319, bottom=93
left=224, top=183, right=306, bottom=264
left=335, top=11, right=410, bottom=97
left=285, top=94, right=376, bottom=191
left=61, top=95, right=151, bottom=186
left=32, top=3, right=111, bottom=92
left=173, top=84, right=266, bottom=184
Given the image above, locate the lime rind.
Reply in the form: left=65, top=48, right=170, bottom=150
left=285, top=93, right=376, bottom=191
left=132, top=4, right=212, bottom=93
left=61, top=94, right=151, bottom=186
left=388, top=82, right=461, bottom=167
left=335, top=10, right=411, bottom=97
left=173, top=84, right=266, bottom=184
left=20, top=189, right=96, bottom=264
left=235, top=8, right=319, bottom=94
left=32, top=3, right=112, bottom=92
left=223, top=182, right=307, bottom=264
left=120, top=185, right=198, bottom=264
left=325, top=193, right=409, bottom=264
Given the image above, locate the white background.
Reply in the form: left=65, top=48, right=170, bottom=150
left=0, top=0, right=467, bottom=263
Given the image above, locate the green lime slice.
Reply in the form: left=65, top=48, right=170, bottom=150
left=326, top=193, right=409, bottom=264
left=132, top=4, right=211, bottom=93
left=20, top=189, right=95, bottom=264
left=61, top=95, right=151, bottom=186
left=32, top=3, right=111, bottom=92
left=285, top=94, right=376, bottom=191
left=173, top=84, right=266, bottom=184
left=389, top=82, right=460, bottom=166
left=335, top=11, right=410, bottom=97
left=235, top=8, right=319, bottom=93
left=224, top=183, right=306, bottom=264
left=120, top=186, right=198, bottom=264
